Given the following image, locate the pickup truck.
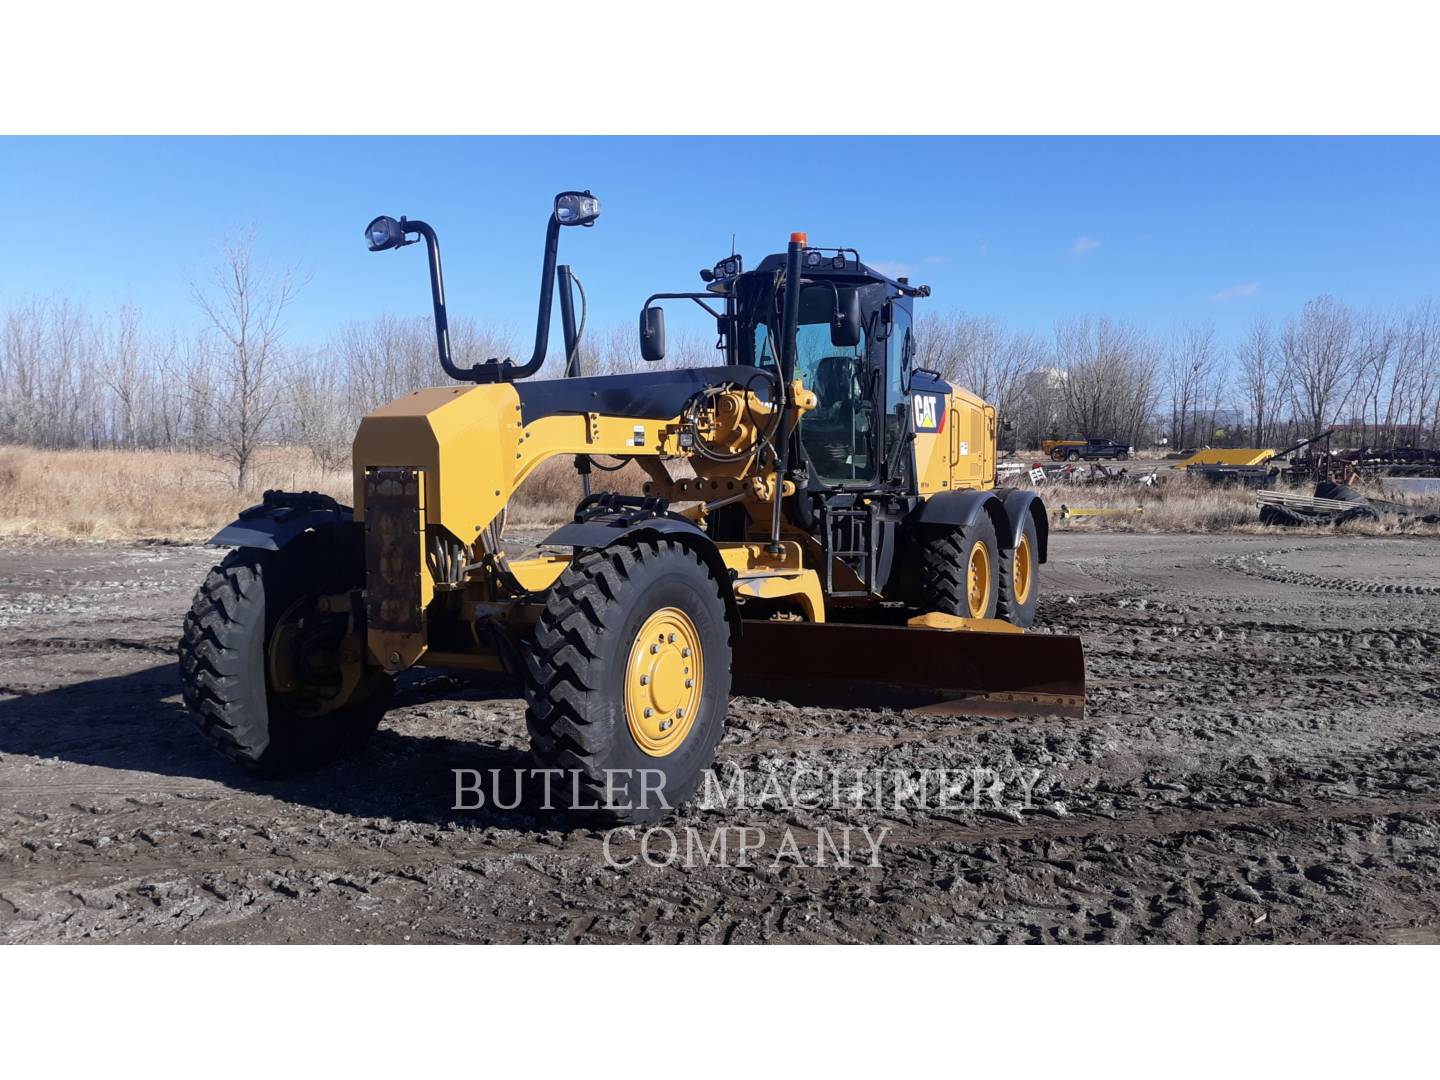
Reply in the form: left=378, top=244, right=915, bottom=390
left=1048, top=437, right=1134, bottom=462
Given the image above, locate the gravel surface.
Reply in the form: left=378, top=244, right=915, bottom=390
left=2, top=531, right=1438, bottom=943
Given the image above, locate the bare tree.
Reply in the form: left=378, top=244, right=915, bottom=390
left=1235, top=315, right=1281, bottom=446
left=918, top=314, right=1040, bottom=416
left=1052, top=316, right=1161, bottom=444
left=287, top=345, right=353, bottom=472
left=190, top=230, right=298, bottom=488
left=1390, top=300, right=1440, bottom=449
left=1347, top=309, right=1398, bottom=446
left=1165, top=322, right=1221, bottom=449
left=97, top=304, right=144, bottom=447
left=914, top=311, right=966, bottom=382
left=1279, top=296, right=1356, bottom=437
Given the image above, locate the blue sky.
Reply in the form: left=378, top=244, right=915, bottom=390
left=3, top=137, right=1437, bottom=350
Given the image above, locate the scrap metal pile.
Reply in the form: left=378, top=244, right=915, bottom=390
left=1257, top=482, right=1440, bottom=527
left=1285, top=444, right=1440, bottom=483
left=1002, top=459, right=1158, bottom=488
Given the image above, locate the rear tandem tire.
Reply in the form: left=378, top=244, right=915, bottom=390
left=996, top=512, right=1039, bottom=628
left=178, top=538, right=392, bottom=775
left=910, top=516, right=1000, bottom=620
left=524, top=539, right=732, bottom=823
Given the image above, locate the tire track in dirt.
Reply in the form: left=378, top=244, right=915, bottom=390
left=8, top=793, right=1439, bottom=893
left=1215, top=550, right=1440, bottom=595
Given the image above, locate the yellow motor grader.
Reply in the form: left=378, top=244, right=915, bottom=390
left=180, top=191, right=1084, bottom=821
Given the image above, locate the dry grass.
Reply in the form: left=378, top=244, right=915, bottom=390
left=1045, top=472, right=1440, bottom=536
left=504, top=456, right=650, bottom=528
left=0, top=447, right=350, bottom=541
left=1, top=446, right=1434, bottom=542
left=0, top=446, right=647, bottom=541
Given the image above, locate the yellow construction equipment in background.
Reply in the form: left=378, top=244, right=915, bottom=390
left=1059, top=505, right=1144, bottom=520
left=180, top=192, right=1086, bottom=821
left=1174, top=447, right=1276, bottom=468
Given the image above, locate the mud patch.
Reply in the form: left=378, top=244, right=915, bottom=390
left=1, top=533, right=1438, bottom=943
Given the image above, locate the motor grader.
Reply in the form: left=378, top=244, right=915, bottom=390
left=180, top=191, right=1085, bottom=822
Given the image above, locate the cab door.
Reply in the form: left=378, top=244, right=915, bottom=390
left=883, top=299, right=914, bottom=485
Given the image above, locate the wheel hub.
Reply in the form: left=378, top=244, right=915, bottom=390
left=1014, top=533, right=1033, bottom=605
left=967, top=541, right=991, bottom=617
left=625, top=606, right=703, bottom=756
left=268, top=596, right=367, bottom=717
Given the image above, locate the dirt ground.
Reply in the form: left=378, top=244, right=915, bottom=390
left=2, top=530, right=1438, bottom=944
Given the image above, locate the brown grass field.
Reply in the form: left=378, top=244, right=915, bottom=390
left=0, top=445, right=1433, bottom=541
left=0, top=446, right=647, bottom=541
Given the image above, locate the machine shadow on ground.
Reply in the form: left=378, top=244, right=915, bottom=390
left=0, top=663, right=588, bottom=835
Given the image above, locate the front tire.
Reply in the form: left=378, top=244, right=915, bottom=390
left=178, top=535, right=392, bottom=774
left=525, top=540, right=732, bottom=823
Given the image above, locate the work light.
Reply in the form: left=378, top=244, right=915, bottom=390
left=554, top=191, right=601, bottom=227
left=364, top=216, right=407, bottom=252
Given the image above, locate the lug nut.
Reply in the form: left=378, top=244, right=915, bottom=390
left=640, top=674, right=649, bottom=685
left=659, top=719, right=672, bottom=731
left=675, top=707, right=685, bottom=719
left=667, top=633, right=676, bottom=643
left=644, top=707, right=653, bottom=718
left=650, top=644, right=659, bottom=654
left=685, top=679, right=693, bottom=689
left=681, top=647, right=691, bottom=658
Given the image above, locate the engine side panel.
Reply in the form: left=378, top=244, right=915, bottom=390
left=909, top=373, right=996, bottom=495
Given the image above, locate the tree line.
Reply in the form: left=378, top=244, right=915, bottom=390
left=916, top=298, right=1440, bottom=453
left=4, top=232, right=1439, bottom=487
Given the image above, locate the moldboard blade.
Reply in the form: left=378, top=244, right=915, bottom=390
left=729, top=620, right=1086, bottom=720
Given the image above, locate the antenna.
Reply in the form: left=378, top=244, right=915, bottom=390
left=731, top=233, right=736, bottom=257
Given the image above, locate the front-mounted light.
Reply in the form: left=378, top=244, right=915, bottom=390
left=554, top=190, right=601, bottom=227
left=365, top=215, right=407, bottom=252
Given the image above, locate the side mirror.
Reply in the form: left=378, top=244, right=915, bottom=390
left=831, top=287, right=861, bottom=347
left=640, top=306, right=667, bottom=363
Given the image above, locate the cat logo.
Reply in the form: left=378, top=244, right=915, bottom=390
left=911, top=392, right=944, bottom=433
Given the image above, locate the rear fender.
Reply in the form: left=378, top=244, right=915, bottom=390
left=541, top=512, right=742, bottom=632
left=908, top=490, right=1011, bottom=557
left=995, top=487, right=1050, bottom=564
left=208, top=490, right=354, bottom=551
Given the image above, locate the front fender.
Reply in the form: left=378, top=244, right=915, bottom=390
left=541, top=513, right=742, bottom=631
left=208, top=490, right=354, bottom=551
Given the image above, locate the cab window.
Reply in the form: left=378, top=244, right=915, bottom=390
left=883, top=301, right=913, bottom=474
left=752, top=285, right=874, bottom=485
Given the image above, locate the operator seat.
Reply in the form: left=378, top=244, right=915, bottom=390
left=804, top=355, right=866, bottom=479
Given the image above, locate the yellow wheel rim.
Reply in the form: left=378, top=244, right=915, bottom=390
left=966, top=540, right=991, bottom=618
left=624, top=606, right=703, bottom=757
left=1013, top=532, right=1034, bottom=606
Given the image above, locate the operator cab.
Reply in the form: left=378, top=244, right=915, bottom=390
left=688, top=244, right=928, bottom=493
